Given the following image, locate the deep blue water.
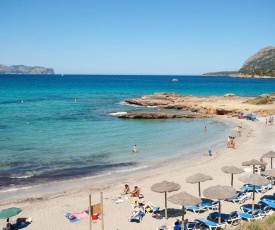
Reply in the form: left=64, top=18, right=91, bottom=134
left=0, top=74, right=274, bottom=190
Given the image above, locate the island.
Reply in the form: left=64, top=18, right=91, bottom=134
left=0, top=64, right=54, bottom=74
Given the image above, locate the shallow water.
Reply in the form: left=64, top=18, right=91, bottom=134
left=0, top=74, right=274, bottom=191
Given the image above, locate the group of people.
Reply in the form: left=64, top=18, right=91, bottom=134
left=227, top=136, right=236, bottom=149
left=266, top=117, right=274, bottom=126
left=121, top=184, right=141, bottom=197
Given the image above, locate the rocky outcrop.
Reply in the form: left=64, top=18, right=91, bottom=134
left=116, top=92, right=275, bottom=118
left=117, top=112, right=211, bottom=119
left=0, top=64, right=54, bottom=74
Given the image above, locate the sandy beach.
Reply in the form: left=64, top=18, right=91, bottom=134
left=1, top=115, right=275, bottom=230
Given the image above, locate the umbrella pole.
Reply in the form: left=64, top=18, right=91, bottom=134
left=218, top=201, right=221, bottom=224
left=252, top=185, right=255, bottom=213
left=182, top=206, right=185, bottom=222
left=231, top=174, right=233, bottom=187
left=253, top=165, right=255, bottom=174
left=165, top=192, right=167, bottom=219
left=272, top=158, right=273, bottom=169
left=198, top=182, right=201, bottom=197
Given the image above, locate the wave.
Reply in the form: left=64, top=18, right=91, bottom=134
left=117, top=101, right=142, bottom=107
left=115, top=165, right=152, bottom=173
left=109, top=112, right=127, bottom=116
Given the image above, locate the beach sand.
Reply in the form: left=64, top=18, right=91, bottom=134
left=0, top=115, right=274, bottom=230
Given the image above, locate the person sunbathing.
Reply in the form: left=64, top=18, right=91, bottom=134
left=130, top=186, right=139, bottom=197
left=131, top=204, right=144, bottom=218
left=121, top=184, right=130, bottom=195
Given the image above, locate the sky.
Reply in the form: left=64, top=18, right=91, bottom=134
left=0, top=0, right=274, bottom=75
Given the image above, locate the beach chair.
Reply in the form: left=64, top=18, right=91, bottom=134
left=260, top=195, right=275, bottom=203
left=201, top=198, right=218, bottom=211
left=258, top=201, right=275, bottom=217
left=240, top=204, right=262, bottom=214
left=238, top=211, right=264, bottom=222
left=195, top=218, right=227, bottom=229
left=226, top=191, right=251, bottom=204
left=128, top=205, right=145, bottom=223
left=241, top=184, right=266, bottom=194
left=128, top=210, right=143, bottom=223
left=208, top=211, right=240, bottom=226
left=185, top=205, right=206, bottom=214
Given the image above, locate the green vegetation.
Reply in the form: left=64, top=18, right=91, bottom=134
left=245, top=95, right=275, bottom=105
left=236, top=216, right=275, bottom=230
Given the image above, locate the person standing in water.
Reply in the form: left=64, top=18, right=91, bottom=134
left=132, top=145, right=137, bottom=153
left=208, top=147, right=212, bottom=156
left=204, top=126, right=207, bottom=134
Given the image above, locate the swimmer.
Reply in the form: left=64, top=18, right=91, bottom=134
left=132, top=145, right=137, bottom=153
left=204, top=126, right=207, bottom=133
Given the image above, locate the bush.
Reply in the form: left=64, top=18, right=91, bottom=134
left=266, top=216, right=275, bottom=225
left=240, top=221, right=267, bottom=230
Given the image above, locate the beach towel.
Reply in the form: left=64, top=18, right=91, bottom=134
left=111, top=198, right=124, bottom=204
left=65, top=213, right=79, bottom=223
left=73, top=211, right=89, bottom=219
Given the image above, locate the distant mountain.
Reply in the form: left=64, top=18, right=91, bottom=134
left=203, top=46, right=275, bottom=77
left=0, top=64, right=54, bottom=74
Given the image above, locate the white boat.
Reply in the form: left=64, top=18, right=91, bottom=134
left=172, top=78, right=178, bottom=82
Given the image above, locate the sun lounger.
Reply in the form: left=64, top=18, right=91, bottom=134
left=185, top=205, right=205, bottom=214
left=238, top=211, right=264, bottom=222
left=226, top=191, right=251, bottom=204
left=195, top=218, right=226, bottom=229
left=240, top=204, right=262, bottom=214
left=129, top=205, right=145, bottom=223
left=241, top=184, right=266, bottom=194
left=128, top=210, right=143, bottom=223
left=201, top=198, right=218, bottom=211
left=257, top=201, right=275, bottom=217
left=260, top=195, right=275, bottom=203
left=208, top=211, right=240, bottom=226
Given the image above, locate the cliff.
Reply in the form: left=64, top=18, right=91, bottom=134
left=0, top=64, right=54, bottom=74
left=203, top=46, right=275, bottom=78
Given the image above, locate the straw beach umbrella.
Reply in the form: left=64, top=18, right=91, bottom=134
left=261, top=169, right=275, bottom=178
left=186, top=173, right=213, bottom=197
left=151, top=181, right=181, bottom=219
left=203, top=185, right=236, bottom=224
left=262, top=151, right=275, bottom=169
left=238, top=174, right=269, bottom=213
left=221, top=166, right=244, bottom=187
left=242, top=159, right=267, bottom=174
left=168, top=192, right=201, bottom=224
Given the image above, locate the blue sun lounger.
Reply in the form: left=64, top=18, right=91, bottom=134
left=185, top=205, right=205, bottom=214
left=260, top=195, right=275, bottom=203
left=208, top=211, right=240, bottom=225
left=201, top=198, right=218, bottom=211
left=238, top=211, right=264, bottom=222
left=195, top=218, right=226, bottom=229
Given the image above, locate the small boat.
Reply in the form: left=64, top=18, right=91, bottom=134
left=172, top=78, right=178, bottom=82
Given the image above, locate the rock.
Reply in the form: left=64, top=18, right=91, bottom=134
left=224, top=93, right=235, bottom=97
left=117, top=112, right=211, bottom=119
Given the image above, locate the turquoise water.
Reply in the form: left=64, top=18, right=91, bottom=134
left=0, top=74, right=275, bottom=190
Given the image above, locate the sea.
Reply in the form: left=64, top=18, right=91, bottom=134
left=1, top=74, right=275, bottom=194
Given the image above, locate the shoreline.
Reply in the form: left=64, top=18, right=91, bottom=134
left=1, top=115, right=274, bottom=230
left=0, top=117, right=234, bottom=203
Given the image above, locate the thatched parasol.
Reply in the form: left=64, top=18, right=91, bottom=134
left=261, top=169, right=275, bottom=178
left=262, top=151, right=275, bottom=169
left=186, top=173, right=213, bottom=197
left=238, top=174, right=269, bottom=212
left=168, top=192, right=201, bottom=223
left=151, top=181, right=181, bottom=219
left=203, top=185, right=236, bottom=224
left=242, top=159, right=267, bottom=174
left=221, top=166, right=244, bottom=187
